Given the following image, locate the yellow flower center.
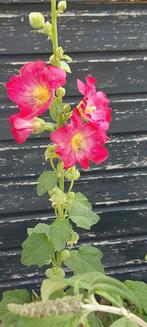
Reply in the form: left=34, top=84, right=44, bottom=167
left=33, top=85, right=50, bottom=106
left=71, top=133, right=85, bottom=151
left=86, top=105, right=96, bottom=113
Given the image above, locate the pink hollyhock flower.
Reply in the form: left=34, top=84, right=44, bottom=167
left=6, top=61, right=66, bottom=117
left=50, top=109, right=108, bottom=169
left=9, top=112, right=45, bottom=144
left=77, top=76, right=112, bottom=132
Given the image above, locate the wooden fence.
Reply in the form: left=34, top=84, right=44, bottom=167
left=0, top=0, right=147, bottom=294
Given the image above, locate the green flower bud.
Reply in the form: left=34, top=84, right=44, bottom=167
left=43, top=21, right=52, bottom=36
left=61, top=249, right=71, bottom=261
left=67, top=192, right=75, bottom=201
left=46, top=267, right=65, bottom=280
left=56, top=87, right=66, bottom=100
left=58, top=1, right=67, bottom=12
left=45, top=145, right=57, bottom=161
left=49, top=55, right=56, bottom=66
left=65, top=166, right=80, bottom=181
left=63, top=103, right=71, bottom=113
left=56, top=46, right=64, bottom=58
left=67, top=231, right=79, bottom=246
left=33, top=117, right=46, bottom=134
left=29, top=12, right=45, bottom=29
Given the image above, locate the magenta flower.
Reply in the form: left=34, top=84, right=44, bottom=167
left=77, top=76, right=112, bottom=132
left=50, top=109, right=108, bottom=170
left=6, top=61, right=66, bottom=117
left=9, top=112, right=45, bottom=144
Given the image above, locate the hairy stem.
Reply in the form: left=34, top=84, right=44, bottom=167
left=51, top=0, right=59, bottom=66
left=82, top=297, right=147, bottom=327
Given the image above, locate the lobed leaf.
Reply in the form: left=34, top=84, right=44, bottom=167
left=21, top=233, right=54, bottom=267
left=64, top=245, right=104, bottom=274
left=37, top=171, right=57, bottom=196
left=69, top=192, right=100, bottom=230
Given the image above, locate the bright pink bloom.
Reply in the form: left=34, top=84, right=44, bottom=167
left=50, top=109, right=108, bottom=170
left=6, top=61, right=66, bottom=117
left=9, top=112, right=43, bottom=144
left=77, top=76, right=112, bottom=133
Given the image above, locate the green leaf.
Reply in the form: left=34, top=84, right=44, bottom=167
left=125, top=280, right=147, bottom=314
left=41, top=279, right=67, bottom=300
left=69, top=192, right=100, bottom=230
left=67, top=272, right=141, bottom=310
left=0, top=289, right=30, bottom=320
left=60, top=61, right=71, bottom=73
left=21, top=233, right=54, bottom=267
left=87, top=312, right=104, bottom=326
left=110, top=317, right=139, bottom=326
left=50, top=97, right=63, bottom=122
left=3, top=312, right=80, bottom=327
left=37, top=171, right=57, bottom=196
left=27, top=223, right=50, bottom=236
left=95, top=290, right=123, bottom=307
left=49, top=219, right=72, bottom=251
left=64, top=245, right=104, bottom=274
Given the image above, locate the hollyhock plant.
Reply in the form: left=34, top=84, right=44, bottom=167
left=6, top=60, right=66, bottom=117
left=1, top=2, right=147, bottom=327
left=77, top=76, right=112, bottom=132
left=50, top=109, right=108, bottom=169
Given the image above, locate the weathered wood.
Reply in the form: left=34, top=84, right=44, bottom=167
left=0, top=0, right=147, bottom=291
left=0, top=134, right=147, bottom=178
left=1, top=4, right=147, bottom=54
left=0, top=205, right=147, bottom=249
left=0, top=236, right=146, bottom=285
left=1, top=54, right=147, bottom=99
left=0, top=170, right=147, bottom=214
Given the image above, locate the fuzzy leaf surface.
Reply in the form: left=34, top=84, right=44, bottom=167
left=0, top=289, right=30, bottom=320
left=125, top=280, right=147, bottom=314
left=110, top=317, right=139, bottom=326
left=27, top=223, right=50, bottom=236
left=21, top=233, right=54, bottom=267
left=37, top=171, right=57, bottom=196
left=49, top=219, right=72, bottom=251
left=64, top=245, right=104, bottom=274
left=69, top=192, right=100, bottom=230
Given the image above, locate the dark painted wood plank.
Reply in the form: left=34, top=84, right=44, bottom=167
left=0, top=134, right=147, bottom=178
left=0, top=236, right=146, bottom=284
left=1, top=54, right=147, bottom=100
left=1, top=5, right=147, bottom=54
left=0, top=170, right=147, bottom=215
left=0, top=205, right=147, bottom=249
left=1, top=94, right=147, bottom=141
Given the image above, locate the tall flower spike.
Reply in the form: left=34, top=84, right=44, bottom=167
left=50, top=109, right=108, bottom=170
left=77, top=76, right=112, bottom=134
left=6, top=60, right=66, bottom=117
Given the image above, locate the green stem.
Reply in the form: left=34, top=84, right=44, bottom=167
left=50, top=158, right=56, bottom=171
left=51, top=0, right=59, bottom=67
left=68, top=180, right=74, bottom=193
left=59, top=172, right=64, bottom=192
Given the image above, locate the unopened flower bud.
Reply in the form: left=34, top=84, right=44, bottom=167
left=46, top=267, right=65, bottom=280
left=56, top=46, right=64, bottom=58
left=45, top=145, right=57, bottom=161
left=56, top=87, right=66, bottom=100
left=58, top=1, right=67, bottom=12
left=49, top=55, right=56, bottom=66
left=43, top=21, right=52, bottom=36
left=61, top=249, right=71, bottom=261
left=65, top=166, right=80, bottom=181
left=29, top=12, right=45, bottom=29
left=33, top=117, right=46, bottom=134
left=67, top=231, right=79, bottom=246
